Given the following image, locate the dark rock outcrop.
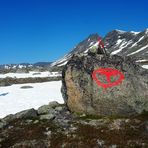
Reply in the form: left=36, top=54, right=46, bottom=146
left=0, top=76, right=61, bottom=86
left=15, top=108, right=38, bottom=119
left=61, top=52, right=148, bottom=116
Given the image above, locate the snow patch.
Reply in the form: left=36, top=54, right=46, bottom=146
left=111, top=39, right=132, bottom=55
left=18, top=65, right=26, bottom=69
left=4, top=65, right=10, bottom=69
left=115, top=39, right=123, bottom=46
left=141, top=65, right=148, bottom=69
left=145, top=29, right=148, bottom=34
left=84, top=41, right=98, bottom=53
left=131, top=36, right=145, bottom=48
left=115, top=29, right=126, bottom=34
left=0, top=71, right=61, bottom=79
left=89, top=41, right=95, bottom=46
left=51, top=54, right=72, bottom=67
left=57, top=61, right=68, bottom=67
left=136, top=59, right=148, bottom=62
left=128, top=44, right=148, bottom=56
left=0, top=81, right=63, bottom=118
left=130, top=31, right=140, bottom=35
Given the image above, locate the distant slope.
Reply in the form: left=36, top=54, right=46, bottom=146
left=0, top=62, right=52, bottom=74
left=51, top=29, right=148, bottom=69
left=51, top=34, right=99, bottom=67
left=104, top=29, right=148, bottom=60
left=1, top=29, right=148, bottom=71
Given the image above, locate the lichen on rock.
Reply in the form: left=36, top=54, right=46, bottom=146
left=61, top=51, right=148, bottom=116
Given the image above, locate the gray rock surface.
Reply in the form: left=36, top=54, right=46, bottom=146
left=48, top=101, right=60, bottom=108
left=62, top=52, right=148, bottom=116
left=55, top=106, right=63, bottom=112
left=37, top=105, right=53, bottom=115
left=15, top=108, right=38, bottom=119
left=37, top=101, right=60, bottom=115
left=40, top=114, right=55, bottom=120
left=0, top=120, right=7, bottom=129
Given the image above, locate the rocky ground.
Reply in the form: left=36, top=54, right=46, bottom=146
left=0, top=101, right=148, bottom=148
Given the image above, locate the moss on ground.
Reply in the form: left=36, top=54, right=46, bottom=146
left=1, top=113, right=148, bottom=147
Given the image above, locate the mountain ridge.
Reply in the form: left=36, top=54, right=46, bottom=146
left=51, top=28, right=148, bottom=69
left=1, top=29, right=148, bottom=71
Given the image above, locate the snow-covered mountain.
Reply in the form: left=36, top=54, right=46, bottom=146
left=1, top=29, right=148, bottom=71
left=0, top=62, right=52, bottom=74
left=104, top=29, right=148, bottom=59
left=0, top=63, right=33, bottom=70
left=51, top=29, right=148, bottom=68
left=0, top=62, right=51, bottom=70
left=51, top=34, right=99, bottom=67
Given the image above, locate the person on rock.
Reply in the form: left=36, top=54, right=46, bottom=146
left=97, top=37, right=107, bottom=57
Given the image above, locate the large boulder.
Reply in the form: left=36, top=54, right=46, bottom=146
left=61, top=53, right=148, bottom=116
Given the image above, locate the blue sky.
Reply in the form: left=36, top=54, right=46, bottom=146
left=0, top=0, right=147, bottom=64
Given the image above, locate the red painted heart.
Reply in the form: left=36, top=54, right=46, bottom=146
left=92, top=68, right=124, bottom=89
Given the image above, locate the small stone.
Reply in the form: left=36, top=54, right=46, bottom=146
left=80, top=113, right=86, bottom=117
left=33, top=120, right=39, bottom=124
left=20, top=86, right=33, bottom=89
left=8, top=126, right=13, bottom=129
left=46, top=127, right=49, bottom=131
left=15, top=108, right=38, bottom=119
left=125, top=119, right=130, bottom=123
left=97, top=139, right=105, bottom=147
left=0, top=138, right=4, bottom=143
left=37, top=103, right=59, bottom=115
left=55, top=106, right=63, bottom=112
left=69, top=127, right=77, bottom=132
left=110, top=145, right=117, bottom=148
left=63, top=119, right=69, bottom=123
left=48, top=101, right=59, bottom=108
left=65, top=111, right=71, bottom=115
left=142, top=143, right=146, bottom=146
left=0, top=120, right=7, bottom=129
left=134, top=119, right=141, bottom=124
left=44, top=131, right=51, bottom=137
left=109, top=119, right=125, bottom=130
left=26, top=119, right=33, bottom=124
left=40, top=114, right=55, bottom=120
left=37, top=105, right=51, bottom=115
